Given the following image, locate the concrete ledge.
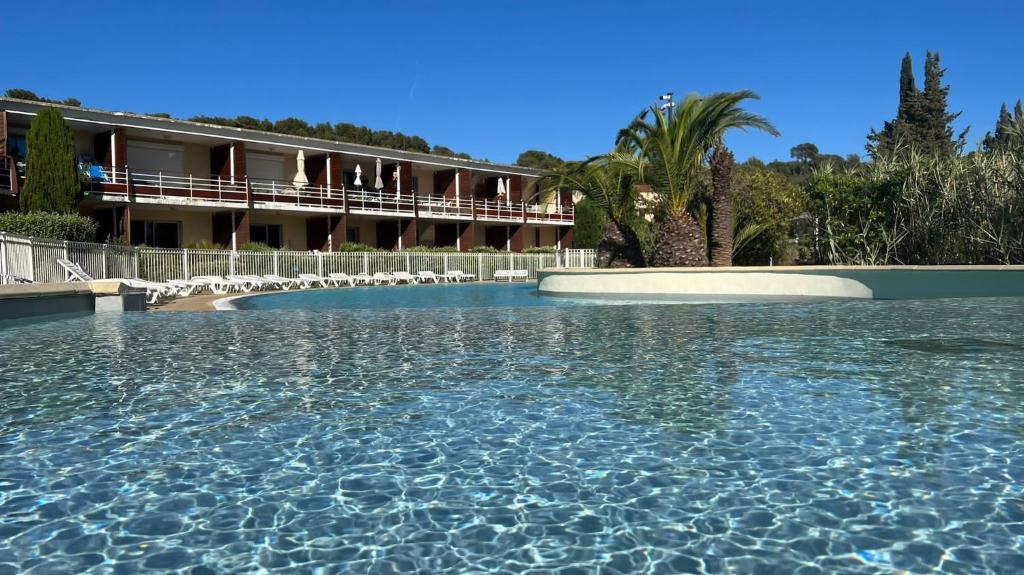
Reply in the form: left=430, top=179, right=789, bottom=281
left=0, top=281, right=148, bottom=322
left=537, top=265, right=1024, bottom=300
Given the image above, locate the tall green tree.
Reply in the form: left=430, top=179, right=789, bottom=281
left=616, top=91, right=778, bottom=266
left=868, top=51, right=965, bottom=157
left=983, top=101, right=1022, bottom=152
left=20, top=108, right=79, bottom=214
left=916, top=51, right=966, bottom=155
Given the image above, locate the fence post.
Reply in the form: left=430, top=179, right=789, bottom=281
left=183, top=249, right=190, bottom=280
left=274, top=252, right=279, bottom=276
left=0, top=233, right=7, bottom=283
left=28, top=237, right=35, bottom=282
left=101, top=244, right=108, bottom=278
left=406, top=252, right=411, bottom=273
left=230, top=251, right=236, bottom=276
left=363, top=252, right=368, bottom=275
left=478, top=253, right=484, bottom=281
left=443, top=253, right=449, bottom=275
left=134, top=247, right=140, bottom=279
left=317, top=251, right=324, bottom=277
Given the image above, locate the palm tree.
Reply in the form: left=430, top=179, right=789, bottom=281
left=542, top=156, right=645, bottom=267
left=617, top=91, right=779, bottom=266
left=709, top=146, right=735, bottom=266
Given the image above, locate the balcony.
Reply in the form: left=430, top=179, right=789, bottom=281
left=83, top=167, right=573, bottom=224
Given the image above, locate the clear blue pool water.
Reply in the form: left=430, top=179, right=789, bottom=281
left=2, top=284, right=1024, bottom=573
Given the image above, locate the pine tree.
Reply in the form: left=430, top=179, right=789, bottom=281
left=20, top=108, right=80, bottom=214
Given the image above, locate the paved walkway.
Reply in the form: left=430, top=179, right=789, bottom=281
left=151, top=293, right=230, bottom=312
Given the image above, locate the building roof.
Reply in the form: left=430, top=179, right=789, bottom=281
left=0, top=98, right=543, bottom=177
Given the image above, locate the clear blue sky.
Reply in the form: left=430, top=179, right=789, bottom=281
left=4, top=1, right=1021, bottom=164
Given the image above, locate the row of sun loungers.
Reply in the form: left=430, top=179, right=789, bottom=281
left=52, top=258, right=490, bottom=304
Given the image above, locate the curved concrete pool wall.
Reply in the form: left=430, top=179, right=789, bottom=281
left=537, top=266, right=1024, bottom=300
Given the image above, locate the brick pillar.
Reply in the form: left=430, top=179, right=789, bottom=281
left=558, top=227, right=573, bottom=249
left=459, top=222, right=475, bottom=251
left=435, top=170, right=456, bottom=199
left=211, top=142, right=246, bottom=182
left=306, top=216, right=328, bottom=251
left=509, top=225, right=524, bottom=252
left=119, top=204, right=133, bottom=245
left=328, top=152, right=344, bottom=190
left=306, top=154, right=327, bottom=187
left=95, top=128, right=127, bottom=183
left=508, top=175, right=522, bottom=203
left=399, top=218, right=417, bottom=249
left=0, top=110, right=7, bottom=159
left=233, top=210, right=251, bottom=249
left=458, top=169, right=473, bottom=211
left=329, top=214, right=347, bottom=251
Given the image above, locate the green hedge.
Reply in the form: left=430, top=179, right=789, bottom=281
left=522, top=246, right=556, bottom=253
left=0, top=211, right=97, bottom=242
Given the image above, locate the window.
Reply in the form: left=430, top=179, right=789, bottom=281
left=411, top=176, right=419, bottom=193
left=6, top=134, right=27, bottom=158
left=250, top=224, right=283, bottom=248
left=129, top=220, right=181, bottom=248
left=346, top=227, right=360, bottom=243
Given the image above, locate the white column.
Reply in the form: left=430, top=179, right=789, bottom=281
left=229, top=143, right=236, bottom=184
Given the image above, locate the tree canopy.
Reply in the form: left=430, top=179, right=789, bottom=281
left=3, top=88, right=80, bottom=107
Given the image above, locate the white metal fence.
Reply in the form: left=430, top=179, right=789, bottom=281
left=0, top=232, right=595, bottom=284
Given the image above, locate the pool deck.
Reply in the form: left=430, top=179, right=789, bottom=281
left=152, top=293, right=231, bottom=311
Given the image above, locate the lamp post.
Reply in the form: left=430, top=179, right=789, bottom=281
left=659, top=92, right=675, bottom=122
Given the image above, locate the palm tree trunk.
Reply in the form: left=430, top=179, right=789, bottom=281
left=710, top=146, right=734, bottom=266
left=598, top=220, right=645, bottom=267
left=652, top=211, right=708, bottom=267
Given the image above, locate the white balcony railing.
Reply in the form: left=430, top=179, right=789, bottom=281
left=82, top=167, right=574, bottom=224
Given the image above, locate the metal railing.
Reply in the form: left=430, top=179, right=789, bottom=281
left=0, top=231, right=595, bottom=284
left=81, top=167, right=575, bottom=223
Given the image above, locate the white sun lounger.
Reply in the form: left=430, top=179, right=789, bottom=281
left=495, top=268, right=528, bottom=282
left=352, top=273, right=373, bottom=286
left=372, top=272, right=396, bottom=286
left=192, top=275, right=246, bottom=294
left=57, top=258, right=94, bottom=282
left=297, top=273, right=328, bottom=288
left=416, top=271, right=441, bottom=283
left=445, top=270, right=475, bottom=283
left=261, top=274, right=300, bottom=290
left=167, top=279, right=207, bottom=296
left=327, top=273, right=356, bottom=287
left=227, top=275, right=271, bottom=291
left=392, top=271, right=418, bottom=284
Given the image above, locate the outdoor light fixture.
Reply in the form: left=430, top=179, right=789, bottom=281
left=660, top=92, right=673, bottom=101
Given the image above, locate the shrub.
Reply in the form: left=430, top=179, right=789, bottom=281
left=400, top=245, right=459, bottom=252
left=469, top=245, right=499, bottom=253
left=522, top=246, right=556, bottom=253
left=336, top=242, right=382, bottom=252
left=0, top=211, right=97, bottom=242
left=183, top=239, right=225, bottom=250
left=21, top=108, right=80, bottom=214
left=240, top=241, right=274, bottom=252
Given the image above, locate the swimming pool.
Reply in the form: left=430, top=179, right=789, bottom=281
left=2, top=285, right=1023, bottom=573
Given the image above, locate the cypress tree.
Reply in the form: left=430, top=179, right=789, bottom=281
left=20, top=108, right=80, bottom=214
left=915, top=51, right=964, bottom=155
left=868, top=52, right=917, bottom=156
left=983, top=103, right=1013, bottom=152
left=868, top=51, right=965, bottom=157
left=897, top=52, right=917, bottom=123
left=1015, top=100, right=1024, bottom=122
